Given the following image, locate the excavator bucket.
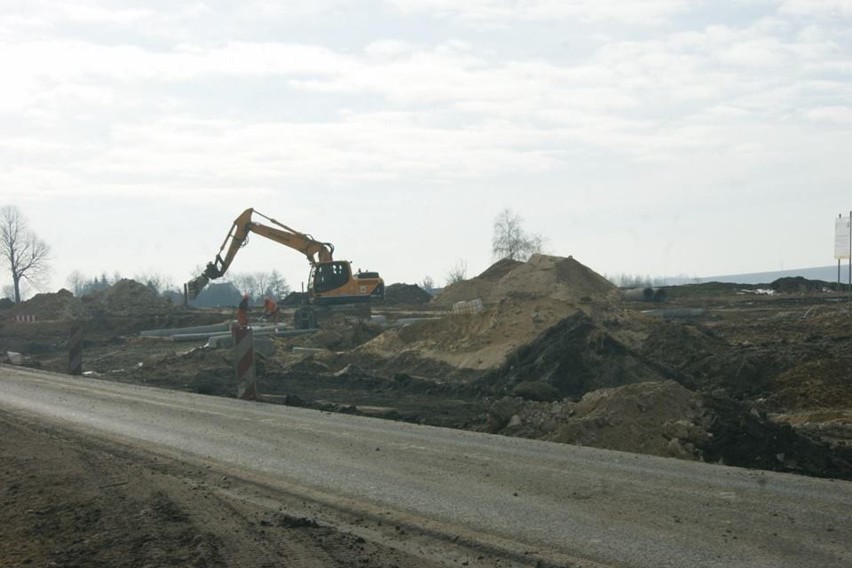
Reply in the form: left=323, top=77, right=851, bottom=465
left=186, top=275, right=209, bottom=300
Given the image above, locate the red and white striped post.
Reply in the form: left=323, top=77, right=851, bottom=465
left=68, top=325, right=83, bottom=376
left=232, top=324, right=257, bottom=400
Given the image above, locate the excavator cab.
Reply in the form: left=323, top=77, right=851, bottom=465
left=308, top=260, right=384, bottom=304
left=311, top=261, right=352, bottom=294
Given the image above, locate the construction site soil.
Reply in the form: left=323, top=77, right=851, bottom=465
left=2, top=258, right=852, bottom=563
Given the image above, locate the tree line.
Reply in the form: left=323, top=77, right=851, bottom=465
left=64, top=270, right=290, bottom=302
left=3, top=204, right=545, bottom=302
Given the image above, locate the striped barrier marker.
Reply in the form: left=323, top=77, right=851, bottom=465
left=15, top=314, right=36, bottom=323
left=232, top=325, right=257, bottom=400
left=68, top=326, right=83, bottom=376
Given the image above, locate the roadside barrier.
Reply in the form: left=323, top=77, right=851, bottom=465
left=232, top=324, right=257, bottom=400
left=68, top=326, right=83, bottom=376
left=15, top=314, right=36, bottom=323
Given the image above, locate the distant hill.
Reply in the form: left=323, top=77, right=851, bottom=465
left=665, top=265, right=849, bottom=286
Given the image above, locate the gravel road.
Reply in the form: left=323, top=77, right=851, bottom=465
left=2, top=365, right=850, bottom=567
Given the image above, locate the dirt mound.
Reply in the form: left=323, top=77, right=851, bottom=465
left=359, top=295, right=588, bottom=372
left=84, top=279, right=176, bottom=316
left=486, top=381, right=852, bottom=478
left=358, top=255, right=620, bottom=374
left=432, top=259, right=522, bottom=307
left=482, top=311, right=666, bottom=399
left=381, top=283, right=432, bottom=305
left=638, top=321, right=785, bottom=397
left=433, top=254, right=617, bottom=307
left=300, top=315, right=384, bottom=351
left=771, top=276, right=832, bottom=293
left=701, top=394, right=852, bottom=479
left=488, top=381, right=711, bottom=460
left=759, top=357, right=852, bottom=412
left=3, top=289, right=86, bottom=321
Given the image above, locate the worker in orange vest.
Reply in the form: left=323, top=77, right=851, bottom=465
left=263, top=297, right=280, bottom=326
left=236, top=293, right=250, bottom=328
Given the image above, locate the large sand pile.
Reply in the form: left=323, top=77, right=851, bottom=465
left=359, top=254, right=621, bottom=371
left=433, top=254, right=618, bottom=307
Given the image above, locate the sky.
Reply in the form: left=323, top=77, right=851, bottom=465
left=2, top=0, right=851, bottom=298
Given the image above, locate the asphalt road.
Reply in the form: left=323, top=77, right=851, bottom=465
left=1, top=365, right=850, bottom=567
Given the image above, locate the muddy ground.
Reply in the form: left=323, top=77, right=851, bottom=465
left=2, top=263, right=852, bottom=563
left=0, top=414, right=466, bottom=568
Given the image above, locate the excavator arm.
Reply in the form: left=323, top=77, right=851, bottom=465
left=187, top=208, right=335, bottom=299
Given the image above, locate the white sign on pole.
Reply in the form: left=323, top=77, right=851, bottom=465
left=835, top=215, right=851, bottom=260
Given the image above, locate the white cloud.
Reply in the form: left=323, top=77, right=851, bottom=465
left=385, top=0, right=688, bottom=25
left=780, top=0, right=852, bottom=18
left=1, top=0, right=851, bottom=279
left=805, top=105, right=852, bottom=125
left=53, top=2, right=154, bottom=25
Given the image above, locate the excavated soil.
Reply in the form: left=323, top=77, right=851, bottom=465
left=3, top=261, right=852, bottom=564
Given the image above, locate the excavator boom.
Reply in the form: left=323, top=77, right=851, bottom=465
left=186, top=208, right=383, bottom=319
left=187, top=208, right=335, bottom=298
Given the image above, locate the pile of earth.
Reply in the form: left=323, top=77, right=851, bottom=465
left=636, top=320, right=796, bottom=398
left=0, top=290, right=90, bottom=354
left=480, top=311, right=664, bottom=399
left=484, top=380, right=852, bottom=479
left=296, top=315, right=385, bottom=352
left=770, top=276, right=834, bottom=294
left=356, top=254, right=621, bottom=372
left=380, top=283, right=432, bottom=306
left=432, top=254, right=619, bottom=307
left=82, top=279, right=176, bottom=317
left=81, top=279, right=216, bottom=335
left=0, top=280, right=177, bottom=324
left=0, top=281, right=217, bottom=351
left=1, top=289, right=86, bottom=322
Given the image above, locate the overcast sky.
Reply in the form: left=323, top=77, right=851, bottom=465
left=2, top=0, right=851, bottom=297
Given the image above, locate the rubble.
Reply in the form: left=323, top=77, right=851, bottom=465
left=381, top=283, right=433, bottom=305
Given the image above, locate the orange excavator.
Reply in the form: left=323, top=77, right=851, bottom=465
left=186, top=208, right=384, bottom=328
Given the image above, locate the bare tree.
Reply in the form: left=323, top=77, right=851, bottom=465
left=491, top=209, right=543, bottom=261
left=133, top=270, right=173, bottom=294
left=66, top=270, right=86, bottom=296
left=230, top=273, right=257, bottom=298
left=230, top=271, right=290, bottom=300
left=251, top=271, right=276, bottom=298
left=267, top=269, right=290, bottom=298
left=0, top=206, right=51, bottom=303
left=420, top=275, right=435, bottom=292
left=446, top=259, right=468, bottom=285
